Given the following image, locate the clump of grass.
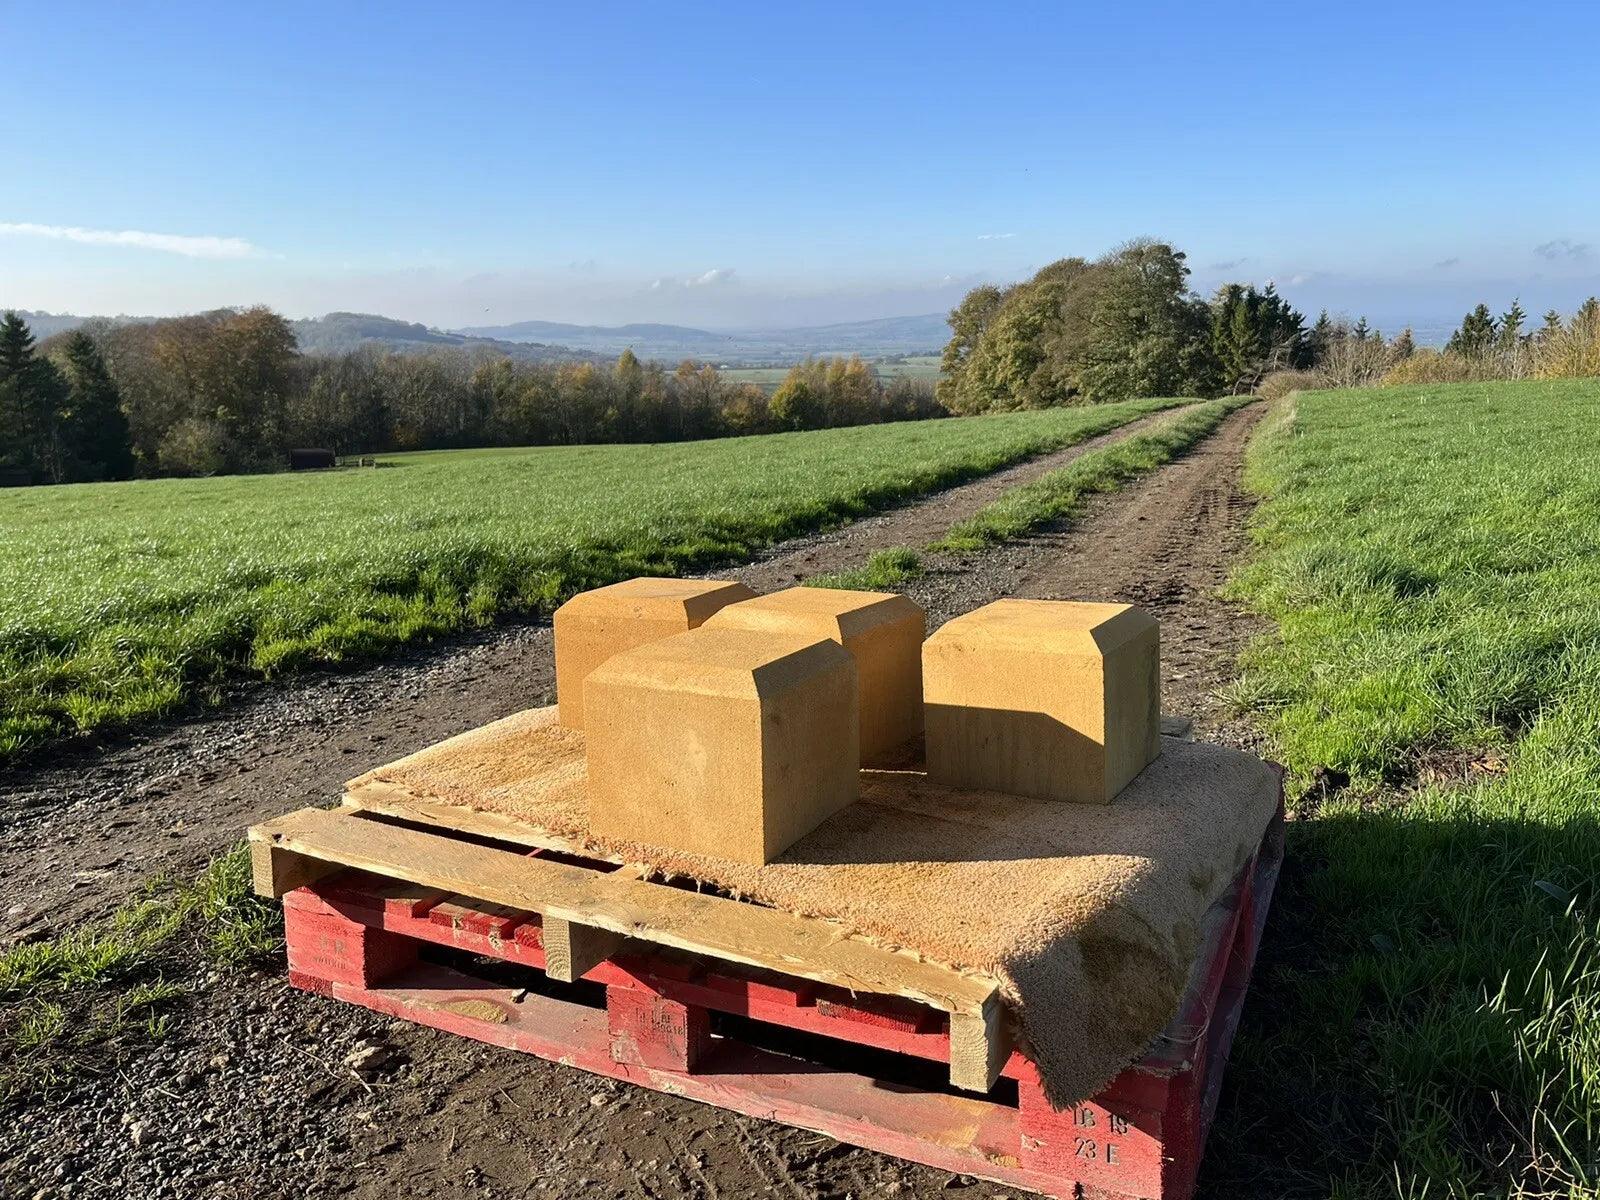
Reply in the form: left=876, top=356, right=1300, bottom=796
left=0, top=397, right=1194, bottom=760
left=0, top=844, right=281, bottom=1101
left=1211, top=378, right=1600, bottom=1197
left=807, top=547, right=925, bottom=591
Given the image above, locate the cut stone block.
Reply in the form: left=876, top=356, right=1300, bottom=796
left=922, top=599, right=1160, bottom=804
left=584, top=626, right=859, bottom=865
left=553, top=577, right=756, bottom=730
left=704, top=587, right=925, bottom=765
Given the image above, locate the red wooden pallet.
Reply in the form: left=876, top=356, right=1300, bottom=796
left=273, top=801, right=1283, bottom=1199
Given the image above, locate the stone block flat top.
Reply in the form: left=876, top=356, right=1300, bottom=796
left=348, top=703, right=1279, bottom=1112
left=585, top=626, right=851, bottom=700
left=929, top=598, right=1155, bottom=656
left=556, top=577, right=754, bottom=623
left=708, top=587, right=923, bottom=640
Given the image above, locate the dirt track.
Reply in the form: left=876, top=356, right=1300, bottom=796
left=0, top=403, right=1268, bottom=1200
left=0, top=408, right=1177, bottom=940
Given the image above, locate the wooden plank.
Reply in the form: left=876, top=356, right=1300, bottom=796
left=949, top=990, right=1012, bottom=1093
left=543, top=916, right=626, bottom=982
left=341, top=780, right=625, bottom=863
left=250, top=839, right=340, bottom=899
left=248, top=807, right=999, bottom=1029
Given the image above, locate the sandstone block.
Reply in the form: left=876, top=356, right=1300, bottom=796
left=553, top=577, right=755, bottom=729
left=922, top=600, right=1160, bottom=804
left=584, top=626, right=859, bottom=864
left=704, top=587, right=924, bottom=765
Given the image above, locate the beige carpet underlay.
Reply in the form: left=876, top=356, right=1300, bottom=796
left=348, top=706, right=1280, bottom=1106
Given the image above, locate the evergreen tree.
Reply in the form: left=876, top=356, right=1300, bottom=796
left=1352, top=316, right=1372, bottom=343
left=1497, top=298, right=1527, bottom=351
left=1539, top=309, right=1566, bottom=340
left=57, top=331, right=135, bottom=480
left=1308, top=310, right=1333, bottom=364
left=1208, top=282, right=1307, bottom=391
left=0, top=312, right=58, bottom=481
left=1446, top=304, right=1497, bottom=356
left=1391, top=328, right=1416, bottom=359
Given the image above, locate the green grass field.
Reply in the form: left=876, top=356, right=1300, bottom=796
left=1216, top=378, right=1600, bottom=1197
left=0, top=397, right=1187, bottom=757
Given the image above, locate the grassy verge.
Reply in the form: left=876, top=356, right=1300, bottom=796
left=0, top=397, right=1193, bottom=760
left=0, top=845, right=281, bottom=1101
left=808, top=396, right=1250, bottom=590
left=1214, top=378, right=1600, bottom=1197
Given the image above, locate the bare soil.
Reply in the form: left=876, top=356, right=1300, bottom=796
left=0, top=402, right=1269, bottom=1200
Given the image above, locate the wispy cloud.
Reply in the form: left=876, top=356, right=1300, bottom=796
left=0, top=221, right=267, bottom=260
left=1434, top=256, right=1461, bottom=269
left=651, top=267, right=736, bottom=290
left=1534, top=238, right=1591, bottom=262
left=977, top=232, right=1015, bottom=241
left=1206, top=258, right=1246, bottom=271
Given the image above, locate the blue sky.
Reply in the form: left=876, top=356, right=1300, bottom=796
left=4, top=1, right=1599, bottom=332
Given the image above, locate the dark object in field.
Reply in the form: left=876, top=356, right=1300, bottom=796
left=288, top=448, right=336, bottom=470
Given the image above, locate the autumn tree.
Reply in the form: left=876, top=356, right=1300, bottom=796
left=937, top=285, right=1004, bottom=411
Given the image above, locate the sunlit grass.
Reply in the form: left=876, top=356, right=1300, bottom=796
left=0, top=398, right=1188, bottom=756
left=1213, top=378, right=1600, bottom=1198
left=0, top=845, right=280, bottom=1100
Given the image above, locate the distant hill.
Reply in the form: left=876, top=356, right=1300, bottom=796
left=7, top=310, right=96, bottom=339
left=289, top=312, right=593, bottom=363
left=454, top=313, right=953, bottom=363
left=1, top=307, right=951, bottom=365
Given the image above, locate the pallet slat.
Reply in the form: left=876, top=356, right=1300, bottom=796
left=250, top=806, right=1007, bottom=1090
left=273, top=808, right=1284, bottom=1200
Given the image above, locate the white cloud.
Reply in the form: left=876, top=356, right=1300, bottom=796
left=0, top=221, right=267, bottom=260
left=651, top=267, right=736, bottom=290
left=977, top=232, right=1015, bottom=241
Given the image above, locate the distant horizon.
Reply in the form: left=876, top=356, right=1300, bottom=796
left=0, top=298, right=1527, bottom=352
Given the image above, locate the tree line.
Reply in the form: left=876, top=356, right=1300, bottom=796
left=1257, top=297, right=1600, bottom=396
left=0, top=307, right=941, bottom=484
left=937, top=239, right=1314, bottom=413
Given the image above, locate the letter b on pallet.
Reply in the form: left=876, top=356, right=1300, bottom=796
left=923, top=600, right=1160, bottom=804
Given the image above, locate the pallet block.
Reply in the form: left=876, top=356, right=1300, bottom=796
left=552, top=577, right=755, bottom=730
left=705, top=586, right=925, bottom=766
left=924, top=599, right=1161, bottom=804
left=263, top=796, right=1284, bottom=1200
left=584, top=626, right=860, bottom=864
